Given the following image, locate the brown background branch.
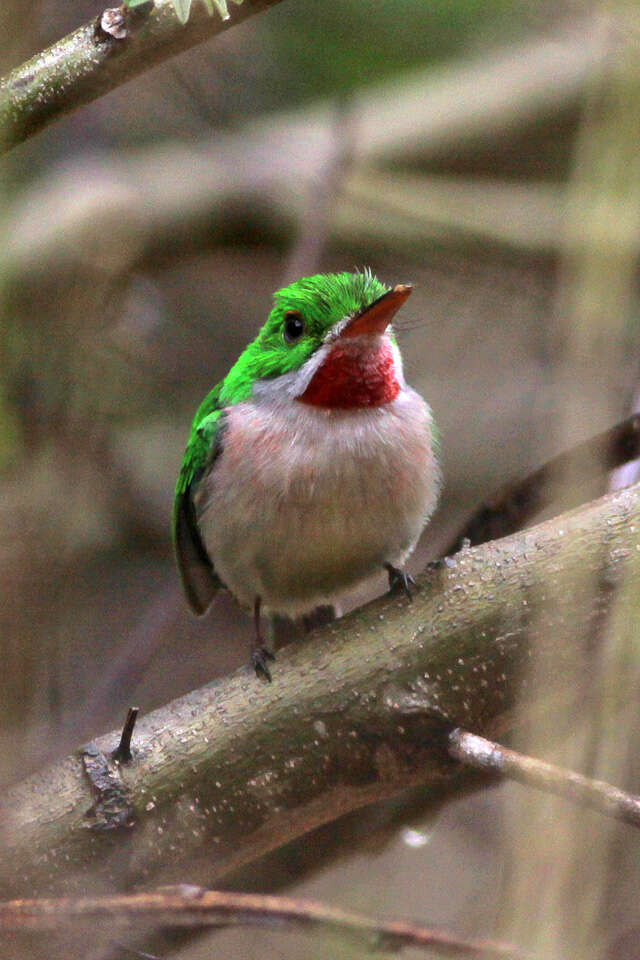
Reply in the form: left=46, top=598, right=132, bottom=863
left=2, top=22, right=608, bottom=279
left=445, top=414, right=640, bottom=553
left=0, top=887, right=525, bottom=958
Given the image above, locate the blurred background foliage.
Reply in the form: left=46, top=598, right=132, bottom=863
left=1, top=0, right=640, bottom=958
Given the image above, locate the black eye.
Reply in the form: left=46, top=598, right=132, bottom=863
left=284, top=310, right=305, bottom=344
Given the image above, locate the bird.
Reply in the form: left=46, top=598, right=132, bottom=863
left=173, top=270, right=440, bottom=680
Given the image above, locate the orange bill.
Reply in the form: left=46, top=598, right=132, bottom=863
left=341, top=284, right=413, bottom=338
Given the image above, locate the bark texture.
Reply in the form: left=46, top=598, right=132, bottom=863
left=1, top=482, right=639, bottom=898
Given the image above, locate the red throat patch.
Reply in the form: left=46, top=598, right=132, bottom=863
left=298, top=339, right=400, bottom=409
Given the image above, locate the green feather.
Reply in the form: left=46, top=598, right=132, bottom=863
left=173, top=404, right=225, bottom=613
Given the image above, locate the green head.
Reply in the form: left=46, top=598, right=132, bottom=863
left=216, top=270, right=411, bottom=408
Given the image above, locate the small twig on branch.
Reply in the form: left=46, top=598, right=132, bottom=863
left=0, top=887, right=526, bottom=958
left=112, top=707, right=139, bottom=764
left=448, top=729, right=640, bottom=829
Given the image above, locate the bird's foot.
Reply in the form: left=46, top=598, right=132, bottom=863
left=384, top=562, right=416, bottom=601
left=252, top=595, right=275, bottom=681
left=251, top=644, right=275, bottom=682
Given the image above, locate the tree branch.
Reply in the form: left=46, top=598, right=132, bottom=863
left=448, top=729, right=640, bottom=829
left=0, top=887, right=525, bottom=958
left=1, top=22, right=609, bottom=278
left=0, top=0, right=283, bottom=154
left=1, top=481, right=639, bottom=898
left=445, top=413, right=640, bottom=553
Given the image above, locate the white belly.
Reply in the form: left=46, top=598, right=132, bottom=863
left=194, top=390, right=440, bottom=616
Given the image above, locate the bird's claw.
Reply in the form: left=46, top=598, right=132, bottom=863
left=252, top=645, right=275, bottom=682
left=384, top=563, right=416, bottom=601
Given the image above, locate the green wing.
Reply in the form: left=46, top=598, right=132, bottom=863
left=173, top=386, right=226, bottom=615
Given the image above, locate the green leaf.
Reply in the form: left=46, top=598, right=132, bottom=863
left=203, top=0, right=231, bottom=20
left=172, top=0, right=192, bottom=23
left=171, top=0, right=241, bottom=23
left=122, top=0, right=243, bottom=25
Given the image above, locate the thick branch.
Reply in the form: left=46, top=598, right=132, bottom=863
left=0, top=0, right=282, bottom=153
left=1, top=483, right=639, bottom=898
left=0, top=887, right=524, bottom=958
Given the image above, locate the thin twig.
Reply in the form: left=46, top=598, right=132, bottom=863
left=448, top=728, right=640, bottom=829
left=0, top=887, right=526, bottom=958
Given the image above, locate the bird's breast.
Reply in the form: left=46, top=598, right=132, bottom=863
left=194, top=390, right=439, bottom=615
